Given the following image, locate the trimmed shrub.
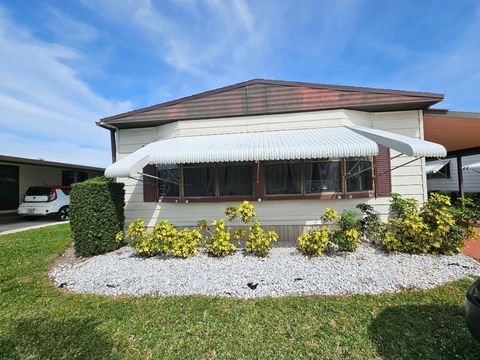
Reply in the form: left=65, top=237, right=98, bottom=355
left=70, top=176, right=125, bottom=256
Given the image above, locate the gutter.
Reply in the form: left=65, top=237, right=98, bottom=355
left=96, top=121, right=117, bottom=163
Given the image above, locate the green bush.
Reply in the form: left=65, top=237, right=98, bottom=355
left=332, top=210, right=361, bottom=252
left=70, top=176, right=125, bottom=256
left=356, top=203, right=385, bottom=244
left=297, top=226, right=329, bottom=256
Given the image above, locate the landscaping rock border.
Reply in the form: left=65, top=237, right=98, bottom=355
left=50, top=244, right=480, bottom=298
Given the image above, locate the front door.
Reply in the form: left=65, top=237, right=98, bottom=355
left=0, top=164, right=19, bottom=211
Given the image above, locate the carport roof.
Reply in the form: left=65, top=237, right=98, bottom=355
left=424, top=110, right=480, bottom=153
left=0, top=154, right=104, bottom=172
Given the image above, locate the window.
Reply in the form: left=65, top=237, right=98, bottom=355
left=304, top=159, right=342, bottom=193
left=77, top=171, right=89, bottom=182
left=183, top=164, right=215, bottom=197
left=346, top=157, right=373, bottom=192
left=157, top=164, right=179, bottom=197
left=427, top=163, right=450, bottom=179
left=149, top=158, right=374, bottom=201
left=62, top=170, right=76, bottom=186
left=219, top=163, right=253, bottom=196
left=62, top=170, right=89, bottom=185
left=265, top=161, right=301, bottom=195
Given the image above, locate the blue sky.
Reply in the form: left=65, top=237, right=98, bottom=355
left=0, top=0, right=479, bottom=167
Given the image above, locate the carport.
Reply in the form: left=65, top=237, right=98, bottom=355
left=424, top=110, right=480, bottom=197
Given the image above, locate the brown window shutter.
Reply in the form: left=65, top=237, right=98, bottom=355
left=374, top=145, right=391, bottom=197
left=143, top=164, right=157, bottom=202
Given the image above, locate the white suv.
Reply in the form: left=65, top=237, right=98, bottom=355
left=17, top=186, right=70, bottom=221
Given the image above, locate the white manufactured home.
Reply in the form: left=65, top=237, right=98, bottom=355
left=99, top=79, right=448, bottom=239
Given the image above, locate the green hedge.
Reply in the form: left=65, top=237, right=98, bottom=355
left=70, top=176, right=125, bottom=256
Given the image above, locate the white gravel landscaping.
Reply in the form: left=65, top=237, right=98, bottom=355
left=50, top=244, right=480, bottom=298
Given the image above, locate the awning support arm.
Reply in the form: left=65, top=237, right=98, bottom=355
left=137, top=172, right=178, bottom=185
left=375, top=156, right=422, bottom=179
left=345, top=154, right=418, bottom=180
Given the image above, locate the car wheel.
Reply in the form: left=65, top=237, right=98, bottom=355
left=57, top=206, right=69, bottom=221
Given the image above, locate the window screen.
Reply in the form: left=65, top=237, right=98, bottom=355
left=157, top=164, right=179, bottom=197
left=265, top=161, right=301, bottom=195
left=183, top=164, right=215, bottom=197
left=304, top=160, right=342, bottom=193
left=346, top=158, right=373, bottom=192
left=219, top=163, right=253, bottom=196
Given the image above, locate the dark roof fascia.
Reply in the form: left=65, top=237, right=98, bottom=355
left=0, top=155, right=105, bottom=172
left=98, top=79, right=444, bottom=125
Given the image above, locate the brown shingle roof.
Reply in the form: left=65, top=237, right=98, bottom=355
left=97, top=79, right=444, bottom=129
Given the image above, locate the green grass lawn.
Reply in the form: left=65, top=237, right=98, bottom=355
left=0, top=224, right=479, bottom=359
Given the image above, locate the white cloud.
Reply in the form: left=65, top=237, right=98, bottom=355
left=0, top=7, right=131, bottom=167
left=44, top=6, right=99, bottom=44
left=80, top=0, right=268, bottom=80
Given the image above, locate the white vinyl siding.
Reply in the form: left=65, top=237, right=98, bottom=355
left=427, top=154, right=480, bottom=193
left=117, top=109, right=427, bottom=237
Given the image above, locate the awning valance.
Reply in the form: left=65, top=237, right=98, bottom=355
left=105, top=126, right=447, bottom=178
left=425, top=159, right=450, bottom=174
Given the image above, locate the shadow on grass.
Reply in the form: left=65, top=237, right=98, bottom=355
left=0, top=316, right=114, bottom=359
left=369, top=304, right=480, bottom=360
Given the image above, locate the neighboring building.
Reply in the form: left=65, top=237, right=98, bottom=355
left=98, top=79, right=447, bottom=239
left=0, top=155, right=104, bottom=213
left=424, top=110, right=480, bottom=195
left=425, top=155, right=480, bottom=193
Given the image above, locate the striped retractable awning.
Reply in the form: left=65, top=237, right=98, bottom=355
left=105, top=126, right=447, bottom=178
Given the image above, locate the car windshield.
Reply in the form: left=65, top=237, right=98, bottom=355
left=26, top=187, right=52, bottom=196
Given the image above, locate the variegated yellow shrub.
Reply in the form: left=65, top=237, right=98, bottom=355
left=297, top=226, right=329, bottom=256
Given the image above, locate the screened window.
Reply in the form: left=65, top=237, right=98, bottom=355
left=157, top=164, right=179, bottom=197
left=183, top=164, right=215, bottom=197
left=265, top=161, right=301, bottom=195
left=219, top=163, right=253, bottom=196
left=304, top=159, right=342, bottom=193
left=346, top=157, right=373, bottom=192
